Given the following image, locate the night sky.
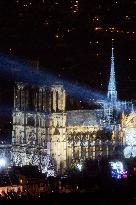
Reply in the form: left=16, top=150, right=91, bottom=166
left=0, top=0, right=135, bottom=140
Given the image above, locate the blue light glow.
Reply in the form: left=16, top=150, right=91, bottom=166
left=0, top=54, right=107, bottom=101
left=0, top=158, right=6, bottom=168
left=0, top=53, right=134, bottom=115
left=110, top=161, right=127, bottom=179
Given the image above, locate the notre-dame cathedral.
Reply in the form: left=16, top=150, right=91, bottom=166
left=12, top=81, right=115, bottom=174
left=2, top=45, right=134, bottom=175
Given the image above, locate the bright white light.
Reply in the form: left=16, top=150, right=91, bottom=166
left=47, top=170, right=55, bottom=177
left=76, top=163, right=82, bottom=171
left=0, top=158, right=6, bottom=167
left=109, top=161, right=127, bottom=179
left=124, top=128, right=136, bottom=158
left=125, top=128, right=136, bottom=146
left=124, top=146, right=136, bottom=158
left=110, top=161, right=123, bottom=171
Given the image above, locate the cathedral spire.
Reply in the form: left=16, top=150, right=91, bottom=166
left=107, top=39, right=117, bottom=102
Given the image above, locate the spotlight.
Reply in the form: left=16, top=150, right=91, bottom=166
left=0, top=158, right=6, bottom=168
left=109, top=161, right=127, bottom=179
left=76, top=163, right=82, bottom=171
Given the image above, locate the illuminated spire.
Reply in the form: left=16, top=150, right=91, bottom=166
left=107, top=39, right=117, bottom=102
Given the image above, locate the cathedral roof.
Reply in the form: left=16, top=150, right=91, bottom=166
left=66, top=110, right=99, bottom=126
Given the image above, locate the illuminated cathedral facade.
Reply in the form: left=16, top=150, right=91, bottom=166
left=9, top=45, right=135, bottom=175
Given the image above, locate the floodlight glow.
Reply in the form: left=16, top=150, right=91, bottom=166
left=125, top=128, right=136, bottom=146
left=0, top=158, right=6, bottom=167
left=124, top=146, right=136, bottom=158
left=109, top=161, right=127, bottom=179
left=0, top=53, right=134, bottom=116
left=123, top=128, right=136, bottom=158
left=0, top=54, right=107, bottom=102
left=76, top=163, right=82, bottom=171
left=47, top=170, right=55, bottom=177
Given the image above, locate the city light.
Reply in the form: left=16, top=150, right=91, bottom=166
left=0, top=158, right=6, bottom=168
left=123, top=128, right=136, bottom=158
left=109, top=161, right=127, bottom=179
left=76, top=163, right=82, bottom=171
